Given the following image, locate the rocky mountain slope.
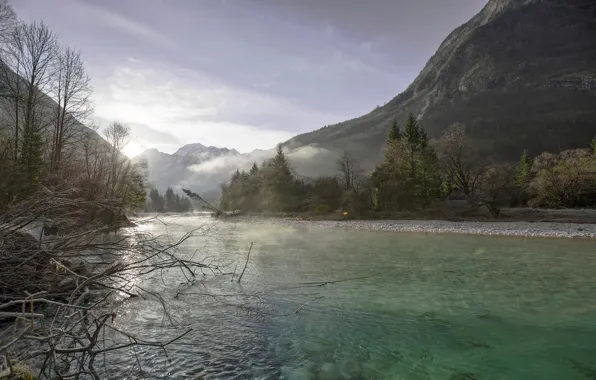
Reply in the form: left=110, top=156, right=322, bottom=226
left=283, top=0, right=596, bottom=169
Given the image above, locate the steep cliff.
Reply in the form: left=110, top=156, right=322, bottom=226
left=284, top=0, right=596, bottom=168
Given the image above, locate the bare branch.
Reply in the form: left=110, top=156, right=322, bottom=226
left=237, top=242, right=253, bottom=284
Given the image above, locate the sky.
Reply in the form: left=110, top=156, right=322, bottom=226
left=13, top=0, right=487, bottom=157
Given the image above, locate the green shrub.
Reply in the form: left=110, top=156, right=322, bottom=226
left=314, top=204, right=331, bottom=214
left=0, top=362, right=35, bottom=380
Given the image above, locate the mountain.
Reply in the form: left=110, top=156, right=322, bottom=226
left=137, top=143, right=243, bottom=201
left=283, top=0, right=596, bottom=169
left=138, top=143, right=343, bottom=202
left=173, top=143, right=239, bottom=159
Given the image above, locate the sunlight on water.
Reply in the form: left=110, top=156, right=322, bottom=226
left=109, top=215, right=596, bottom=379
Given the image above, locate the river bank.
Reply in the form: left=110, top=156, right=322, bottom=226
left=220, top=215, right=596, bottom=239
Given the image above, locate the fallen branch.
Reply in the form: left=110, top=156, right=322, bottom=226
left=181, top=189, right=223, bottom=215
left=0, top=188, right=228, bottom=379
left=295, top=296, right=325, bottom=314
left=275, top=275, right=375, bottom=291
left=237, top=242, right=253, bottom=284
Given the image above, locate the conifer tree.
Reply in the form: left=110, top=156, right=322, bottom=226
left=387, top=118, right=401, bottom=145
left=19, top=129, right=44, bottom=191
left=250, top=162, right=259, bottom=175
left=442, top=168, right=454, bottom=198
left=514, top=150, right=532, bottom=188
left=403, top=113, right=421, bottom=153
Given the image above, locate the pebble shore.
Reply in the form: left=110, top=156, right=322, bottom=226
left=223, top=216, right=596, bottom=239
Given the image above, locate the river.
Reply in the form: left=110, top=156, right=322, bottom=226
left=105, top=214, right=596, bottom=379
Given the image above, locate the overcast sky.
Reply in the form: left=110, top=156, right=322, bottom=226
left=14, top=0, right=487, bottom=156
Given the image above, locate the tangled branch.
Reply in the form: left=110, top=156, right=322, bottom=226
left=0, top=188, right=224, bottom=379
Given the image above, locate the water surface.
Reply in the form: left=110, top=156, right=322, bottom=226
left=108, top=215, right=596, bottom=379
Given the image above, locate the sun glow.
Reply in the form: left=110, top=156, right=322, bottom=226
left=122, top=141, right=145, bottom=158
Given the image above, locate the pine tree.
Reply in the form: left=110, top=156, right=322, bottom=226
left=387, top=118, right=401, bottom=145
left=402, top=113, right=421, bottom=152
left=418, top=127, right=429, bottom=149
left=414, top=145, right=442, bottom=207
left=232, top=169, right=241, bottom=183
left=591, top=135, right=596, bottom=155
left=374, top=112, right=441, bottom=210
left=266, top=145, right=295, bottom=211
left=514, top=150, right=532, bottom=188
left=125, top=170, right=147, bottom=210
left=441, top=168, right=454, bottom=198
left=164, top=187, right=176, bottom=211
left=19, top=129, right=45, bottom=191
left=250, top=162, right=259, bottom=175
left=148, top=188, right=165, bottom=212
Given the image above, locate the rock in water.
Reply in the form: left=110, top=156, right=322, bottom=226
left=284, top=0, right=596, bottom=169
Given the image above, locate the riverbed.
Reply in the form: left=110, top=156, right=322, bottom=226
left=222, top=216, right=596, bottom=239
left=107, top=214, right=596, bottom=379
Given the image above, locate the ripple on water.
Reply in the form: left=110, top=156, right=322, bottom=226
left=103, top=216, right=596, bottom=379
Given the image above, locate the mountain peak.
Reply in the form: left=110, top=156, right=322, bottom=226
left=138, top=148, right=166, bottom=158
left=283, top=0, right=596, bottom=168
left=173, top=143, right=207, bottom=156
left=173, top=143, right=240, bottom=157
left=476, top=0, right=538, bottom=24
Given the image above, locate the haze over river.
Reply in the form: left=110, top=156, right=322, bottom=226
left=107, top=215, right=596, bottom=379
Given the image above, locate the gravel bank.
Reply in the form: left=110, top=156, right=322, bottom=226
left=223, top=217, right=596, bottom=239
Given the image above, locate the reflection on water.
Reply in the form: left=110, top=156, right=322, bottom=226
left=106, top=215, right=596, bottom=379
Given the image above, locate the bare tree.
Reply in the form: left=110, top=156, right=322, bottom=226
left=336, top=151, right=364, bottom=191
left=0, top=0, right=16, bottom=42
left=435, top=124, right=487, bottom=206
left=0, top=21, right=59, bottom=160
left=478, top=164, right=514, bottom=217
left=103, top=122, right=131, bottom=196
left=50, top=47, right=93, bottom=172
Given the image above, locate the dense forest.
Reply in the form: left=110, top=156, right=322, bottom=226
left=220, top=114, right=596, bottom=217
left=145, top=187, right=193, bottom=213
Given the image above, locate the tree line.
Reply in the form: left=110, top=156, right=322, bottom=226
left=145, top=187, right=193, bottom=213
left=0, top=0, right=147, bottom=220
left=219, top=113, right=596, bottom=217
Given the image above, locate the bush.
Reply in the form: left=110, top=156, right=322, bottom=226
left=0, top=362, right=35, bottom=380
left=314, top=204, right=331, bottom=214
left=529, top=149, right=596, bottom=208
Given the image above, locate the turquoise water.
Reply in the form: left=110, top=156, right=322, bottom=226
left=109, top=216, right=596, bottom=379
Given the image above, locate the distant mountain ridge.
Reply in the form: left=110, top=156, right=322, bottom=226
left=140, top=143, right=241, bottom=170
left=137, top=143, right=243, bottom=202
left=137, top=142, right=341, bottom=202
left=172, top=143, right=239, bottom=158
left=283, top=0, right=596, bottom=169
